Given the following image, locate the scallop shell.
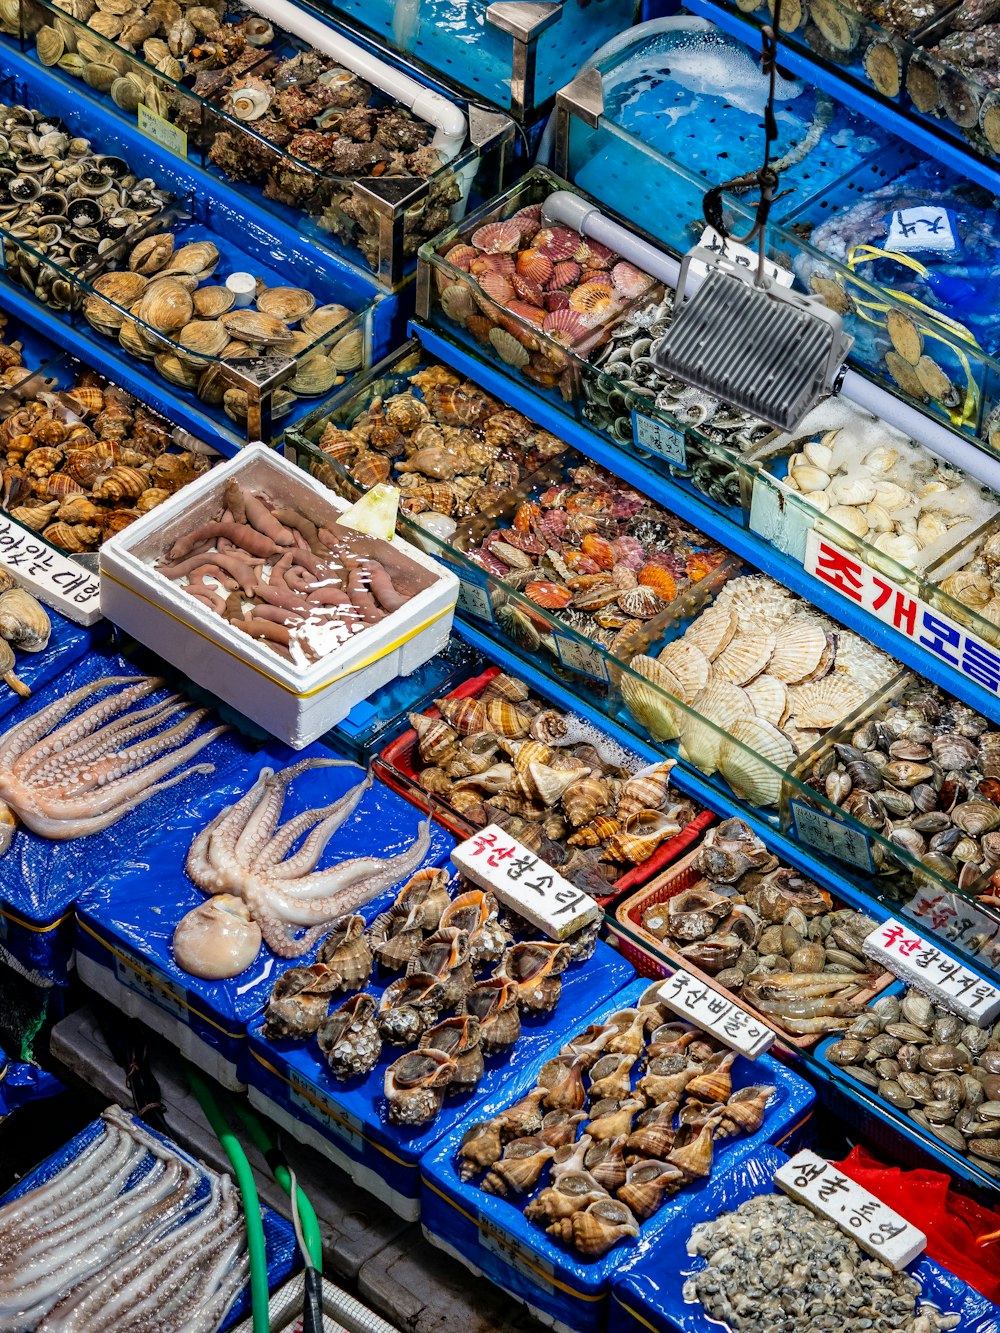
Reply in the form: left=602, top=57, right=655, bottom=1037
left=621, top=655, right=685, bottom=742
left=489, top=326, right=530, bottom=368
left=680, top=681, right=755, bottom=775
left=440, top=283, right=477, bottom=324
left=471, top=220, right=522, bottom=254
left=710, top=629, right=775, bottom=686
left=611, top=261, right=654, bottom=300
left=637, top=564, right=677, bottom=602
left=617, top=585, right=664, bottom=620
left=656, top=640, right=710, bottom=700
left=717, top=717, right=796, bottom=806
left=525, top=580, right=572, bottom=609
left=478, top=272, right=514, bottom=307
left=569, top=282, right=616, bottom=326
left=789, top=675, right=866, bottom=730
left=547, top=260, right=581, bottom=290
left=684, top=603, right=736, bottom=661
left=257, top=286, right=316, bottom=324
left=767, top=616, right=828, bottom=684
left=516, top=248, right=554, bottom=286
left=743, top=673, right=791, bottom=726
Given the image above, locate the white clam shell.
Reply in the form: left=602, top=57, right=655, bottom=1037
left=802, top=440, right=833, bottom=472
left=827, top=504, right=869, bottom=538
left=787, top=462, right=830, bottom=493
left=861, top=445, right=898, bottom=474
left=799, top=489, right=829, bottom=512
left=829, top=475, right=877, bottom=507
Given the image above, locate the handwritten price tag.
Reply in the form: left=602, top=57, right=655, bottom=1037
left=904, top=884, right=1000, bottom=964
left=776, top=1149, right=925, bottom=1270
left=552, top=629, right=609, bottom=683
left=0, top=515, right=101, bottom=625
left=790, top=799, right=875, bottom=872
left=632, top=410, right=686, bottom=468
left=693, top=226, right=794, bottom=288
left=863, top=917, right=1000, bottom=1025
left=455, top=569, right=494, bottom=623
left=657, top=968, right=774, bottom=1058
left=452, top=823, right=599, bottom=941
left=137, top=103, right=187, bottom=158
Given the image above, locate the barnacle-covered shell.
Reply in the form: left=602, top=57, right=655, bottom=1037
left=384, top=1048, right=456, bottom=1125
left=317, top=994, right=381, bottom=1080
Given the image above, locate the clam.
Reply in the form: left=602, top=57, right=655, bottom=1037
left=257, top=286, right=316, bottom=323
left=221, top=308, right=297, bottom=345
left=0, top=588, right=50, bottom=652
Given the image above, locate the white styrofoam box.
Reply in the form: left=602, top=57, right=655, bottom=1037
left=98, top=445, right=458, bottom=748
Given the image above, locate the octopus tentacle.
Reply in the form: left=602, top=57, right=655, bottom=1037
left=55, top=710, right=212, bottom=800
left=0, top=676, right=146, bottom=770
left=234, top=758, right=351, bottom=868
left=265, top=771, right=373, bottom=881
left=19, top=696, right=186, bottom=785
left=12, top=762, right=218, bottom=840
left=252, top=765, right=371, bottom=875
left=186, top=768, right=274, bottom=893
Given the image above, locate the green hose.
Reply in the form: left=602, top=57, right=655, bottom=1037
left=186, top=1065, right=271, bottom=1333
left=231, top=1099, right=323, bottom=1270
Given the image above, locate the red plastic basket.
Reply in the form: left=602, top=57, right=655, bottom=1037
left=375, top=667, right=715, bottom=907
left=607, top=846, right=896, bottom=1052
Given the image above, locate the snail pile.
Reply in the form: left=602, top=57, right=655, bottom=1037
left=457, top=984, right=774, bottom=1258
left=309, top=361, right=567, bottom=530
left=802, top=677, right=1000, bottom=907
left=81, top=231, right=361, bottom=422
left=625, top=575, right=898, bottom=806
left=468, top=461, right=728, bottom=660
left=261, top=866, right=599, bottom=1128
left=827, top=987, right=1000, bottom=1175
left=1, top=370, right=214, bottom=553
left=434, top=204, right=660, bottom=395
left=0, top=101, right=170, bottom=309
left=404, top=670, right=701, bottom=893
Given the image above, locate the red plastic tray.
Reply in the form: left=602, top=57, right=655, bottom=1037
left=375, top=666, right=715, bottom=908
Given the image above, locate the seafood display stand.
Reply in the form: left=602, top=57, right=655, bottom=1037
left=3, top=0, right=1000, bottom=1328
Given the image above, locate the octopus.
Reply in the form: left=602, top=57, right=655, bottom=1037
left=0, top=675, right=225, bottom=852
left=177, top=757, right=433, bottom=965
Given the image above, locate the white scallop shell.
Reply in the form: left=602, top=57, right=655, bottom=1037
left=622, top=655, right=685, bottom=742
left=717, top=717, right=796, bottom=806
left=679, top=681, right=754, bottom=775
left=744, top=673, right=791, bottom=727
left=683, top=603, right=736, bottom=662
left=767, top=617, right=827, bottom=684
left=656, top=639, right=711, bottom=701
left=789, top=675, right=866, bottom=730
left=710, top=629, right=775, bottom=686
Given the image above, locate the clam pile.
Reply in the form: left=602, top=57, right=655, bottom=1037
left=772, top=399, right=993, bottom=568
left=0, top=566, right=51, bottom=699
left=827, top=988, right=1000, bottom=1176
left=685, top=1191, right=961, bottom=1333
left=1, top=371, right=214, bottom=552
left=625, top=575, right=898, bottom=806
left=310, top=363, right=566, bottom=528
left=938, top=528, right=1000, bottom=634
left=0, top=101, right=169, bottom=307
left=458, top=984, right=775, bottom=1259
left=435, top=205, right=659, bottom=394
left=404, top=670, right=701, bottom=894
left=81, top=231, right=361, bottom=422
left=803, top=678, right=1000, bottom=904
left=638, top=818, right=883, bottom=1037
left=469, top=462, right=728, bottom=659
left=585, top=292, right=772, bottom=507
left=262, top=866, right=598, bottom=1127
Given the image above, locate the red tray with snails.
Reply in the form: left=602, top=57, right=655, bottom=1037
left=610, top=827, right=897, bottom=1051
left=376, top=665, right=715, bottom=908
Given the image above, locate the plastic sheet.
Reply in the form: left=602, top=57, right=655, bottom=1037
left=0, top=649, right=257, bottom=985
left=75, top=746, right=455, bottom=1082
left=0, top=1107, right=298, bottom=1330
left=419, top=978, right=816, bottom=1333
left=608, top=1144, right=1000, bottom=1333
left=246, top=884, right=635, bottom=1218
left=0, top=1046, right=63, bottom=1119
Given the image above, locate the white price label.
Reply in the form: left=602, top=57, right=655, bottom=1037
left=863, top=917, right=1000, bottom=1025
left=886, top=206, right=957, bottom=255
left=632, top=410, right=687, bottom=468
left=137, top=102, right=187, bottom=158
left=805, top=531, right=1000, bottom=705
left=693, top=226, right=794, bottom=288
left=114, top=955, right=185, bottom=1021
left=289, top=1072, right=363, bottom=1150
left=775, top=1149, right=926, bottom=1270
left=553, top=630, right=609, bottom=683
left=790, top=799, right=875, bottom=872
left=904, top=884, right=1000, bottom=962
left=456, top=575, right=494, bottom=623
left=0, top=515, right=101, bottom=625
left=453, top=823, right=600, bottom=941
left=657, top=968, right=774, bottom=1058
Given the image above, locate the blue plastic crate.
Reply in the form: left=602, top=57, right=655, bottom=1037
left=419, top=978, right=816, bottom=1333
left=608, top=1143, right=1000, bottom=1333
left=0, top=44, right=391, bottom=454
left=0, top=649, right=252, bottom=986
left=0, top=1108, right=299, bottom=1329
left=75, top=745, right=454, bottom=1088
left=246, top=905, right=635, bottom=1220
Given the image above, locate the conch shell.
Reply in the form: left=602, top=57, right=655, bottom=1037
left=384, top=1048, right=456, bottom=1125
left=546, top=1197, right=640, bottom=1257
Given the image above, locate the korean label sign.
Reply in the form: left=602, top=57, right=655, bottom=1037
left=657, top=968, right=774, bottom=1058
left=631, top=410, right=687, bottom=469
left=863, top=917, right=1000, bottom=1026
left=552, top=628, right=609, bottom=683
left=452, top=824, right=599, bottom=941
left=904, top=884, right=1000, bottom=974
left=692, top=226, right=795, bottom=288
left=775, top=1149, right=925, bottom=1270
left=0, top=515, right=102, bottom=625
left=790, top=798, right=875, bottom=873
left=805, top=531, right=1000, bottom=701
left=137, top=103, right=187, bottom=158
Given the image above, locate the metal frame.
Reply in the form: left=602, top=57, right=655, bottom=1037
left=413, top=318, right=1000, bottom=725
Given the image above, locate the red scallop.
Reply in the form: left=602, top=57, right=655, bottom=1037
left=525, top=579, right=573, bottom=609
left=534, top=225, right=580, bottom=263
left=471, top=219, right=522, bottom=254
left=541, top=307, right=588, bottom=344
left=575, top=237, right=617, bottom=269
left=479, top=271, right=515, bottom=306
left=612, top=261, right=655, bottom=301
left=511, top=203, right=543, bottom=235
left=507, top=299, right=547, bottom=327
left=544, top=290, right=571, bottom=312
left=578, top=269, right=614, bottom=288
left=512, top=273, right=545, bottom=307
left=546, top=260, right=581, bottom=290
left=443, top=243, right=478, bottom=271
left=471, top=253, right=515, bottom=278
left=516, top=247, right=553, bottom=286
